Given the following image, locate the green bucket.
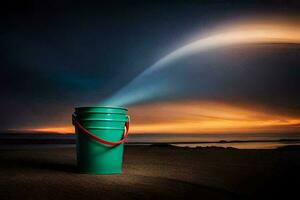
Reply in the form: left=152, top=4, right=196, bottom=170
left=73, top=106, right=129, bottom=174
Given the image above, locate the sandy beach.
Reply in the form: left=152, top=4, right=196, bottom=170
left=0, top=146, right=299, bottom=199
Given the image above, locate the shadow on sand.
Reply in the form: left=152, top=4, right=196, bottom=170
left=0, top=155, right=77, bottom=173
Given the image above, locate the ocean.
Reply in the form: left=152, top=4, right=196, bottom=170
left=127, top=133, right=300, bottom=149
left=1, top=132, right=300, bottom=149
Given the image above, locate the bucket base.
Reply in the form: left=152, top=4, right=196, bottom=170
left=78, top=169, right=122, bottom=175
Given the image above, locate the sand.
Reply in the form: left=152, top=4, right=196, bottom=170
left=0, top=146, right=299, bottom=199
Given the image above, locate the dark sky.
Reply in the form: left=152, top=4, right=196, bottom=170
left=1, top=0, right=300, bottom=130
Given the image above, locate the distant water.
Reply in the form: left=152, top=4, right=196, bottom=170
left=127, top=133, right=300, bottom=149
left=1, top=132, right=300, bottom=149
left=173, top=141, right=300, bottom=149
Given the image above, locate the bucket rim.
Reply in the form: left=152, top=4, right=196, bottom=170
left=75, top=126, right=125, bottom=130
left=76, top=118, right=128, bottom=122
left=75, top=106, right=128, bottom=110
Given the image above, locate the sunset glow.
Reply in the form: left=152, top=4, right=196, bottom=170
left=14, top=127, right=74, bottom=134
left=128, top=101, right=300, bottom=134
left=18, top=101, right=300, bottom=134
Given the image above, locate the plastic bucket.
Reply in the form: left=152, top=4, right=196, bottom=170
left=73, top=106, right=129, bottom=174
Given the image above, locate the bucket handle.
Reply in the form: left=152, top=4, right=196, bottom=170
left=72, top=115, right=129, bottom=146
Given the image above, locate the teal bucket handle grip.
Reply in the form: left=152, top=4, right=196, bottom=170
left=72, top=115, right=129, bottom=146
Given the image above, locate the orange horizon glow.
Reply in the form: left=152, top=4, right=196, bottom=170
left=128, top=101, right=300, bottom=134
left=13, top=101, right=300, bottom=134
left=10, top=127, right=74, bottom=134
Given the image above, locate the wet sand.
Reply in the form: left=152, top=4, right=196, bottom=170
left=0, top=146, right=299, bottom=199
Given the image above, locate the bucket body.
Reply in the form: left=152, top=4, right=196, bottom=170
left=73, top=106, right=129, bottom=174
